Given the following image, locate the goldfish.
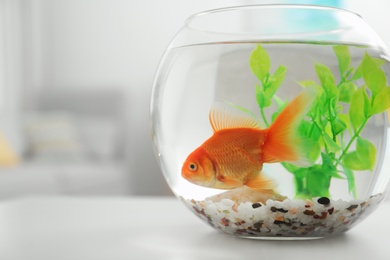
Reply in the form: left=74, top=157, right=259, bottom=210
left=181, top=89, right=316, bottom=192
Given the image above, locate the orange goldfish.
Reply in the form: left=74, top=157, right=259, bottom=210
left=181, top=89, right=316, bottom=192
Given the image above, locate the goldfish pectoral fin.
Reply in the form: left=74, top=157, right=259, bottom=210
left=217, top=176, right=243, bottom=189
left=245, top=174, right=276, bottom=191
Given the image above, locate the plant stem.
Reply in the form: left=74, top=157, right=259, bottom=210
left=335, top=117, right=368, bottom=167
left=328, top=105, right=337, bottom=142
left=260, top=107, right=269, bottom=127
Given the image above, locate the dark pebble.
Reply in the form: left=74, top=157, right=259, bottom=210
left=221, top=218, right=230, bottom=226
left=252, top=203, right=262, bottom=209
left=277, top=208, right=288, bottom=213
left=193, top=206, right=206, bottom=217
left=234, top=221, right=244, bottom=226
left=273, top=220, right=285, bottom=225
left=253, top=221, right=263, bottom=229
left=314, top=212, right=328, bottom=220
left=270, top=206, right=288, bottom=213
left=317, top=197, right=330, bottom=205
left=328, top=208, right=334, bottom=215
left=347, top=204, right=358, bottom=211
left=235, top=229, right=246, bottom=234
left=320, top=211, right=328, bottom=219
left=303, top=210, right=315, bottom=216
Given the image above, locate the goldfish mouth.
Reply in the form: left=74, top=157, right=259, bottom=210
left=181, top=170, right=190, bottom=180
left=181, top=168, right=208, bottom=186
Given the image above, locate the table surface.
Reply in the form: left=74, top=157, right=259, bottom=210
left=0, top=196, right=389, bottom=260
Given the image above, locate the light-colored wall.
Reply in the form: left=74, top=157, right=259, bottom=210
left=20, top=0, right=390, bottom=196
left=22, top=0, right=246, bottom=195
left=0, top=0, right=24, bottom=155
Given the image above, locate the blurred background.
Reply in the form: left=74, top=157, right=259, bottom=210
left=0, top=0, right=389, bottom=199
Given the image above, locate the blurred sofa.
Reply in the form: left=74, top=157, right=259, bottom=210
left=0, top=90, right=131, bottom=199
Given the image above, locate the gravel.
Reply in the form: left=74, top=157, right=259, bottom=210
left=182, top=193, right=385, bottom=239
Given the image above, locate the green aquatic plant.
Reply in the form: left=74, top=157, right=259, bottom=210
left=249, top=44, right=390, bottom=199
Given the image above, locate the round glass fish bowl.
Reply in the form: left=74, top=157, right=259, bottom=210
left=150, top=5, right=390, bottom=239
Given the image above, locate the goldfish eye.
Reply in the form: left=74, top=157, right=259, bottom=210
left=188, top=163, right=198, bottom=171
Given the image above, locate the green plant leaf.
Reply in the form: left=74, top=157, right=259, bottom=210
left=300, top=137, right=321, bottom=162
left=362, top=52, right=377, bottom=78
left=299, top=120, right=322, bottom=145
left=281, top=162, right=300, bottom=174
left=325, top=96, right=338, bottom=121
left=356, top=137, right=377, bottom=170
left=272, top=65, right=287, bottom=86
left=372, top=87, right=390, bottom=114
left=339, top=82, right=357, bottom=103
left=299, top=120, right=313, bottom=136
left=349, top=87, right=369, bottom=131
left=352, top=55, right=384, bottom=82
left=255, top=84, right=271, bottom=108
left=298, top=80, right=324, bottom=95
left=323, top=133, right=341, bottom=153
left=313, top=97, right=326, bottom=124
left=250, top=44, right=270, bottom=82
left=298, top=80, right=317, bottom=87
left=366, top=70, right=386, bottom=98
left=337, top=113, right=350, bottom=131
left=362, top=87, right=372, bottom=117
left=307, top=165, right=331, bottom=197
left=291, top=167, right=309, bottom=196
left=315, top=63, right=338, bottom=99
left=271, top=95, right=288, bottom=122
left=265, top=65, right=287, bottom=98
left=374, top=57, right=386, bottom=67
left=273, top=95, right=288, bottom=110
left=343, top=137, right=376, bottom=171
left=341, top=164, right=357, bottom=198
left=333, top=117, right=347, bottom=136
left=324, top=121, right=333, bottom=137
left=321, top=152, right=338, bottom=175
left=342, top=152, right=365, bottom=170
left=352, top=63, right=363, bottom=81
left=309, top=140, right=321, bottom=162
left=333, top=45, right=351, bottom=77
left=362, top=52, right=386, bottom=98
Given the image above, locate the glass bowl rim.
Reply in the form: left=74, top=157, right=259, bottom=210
left=185, top=4, right=362, bottom=26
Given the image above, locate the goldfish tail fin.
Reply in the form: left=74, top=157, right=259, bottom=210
left=262, top=89, right=317, bottom=166
left=245, top=173, right=276, bottom=191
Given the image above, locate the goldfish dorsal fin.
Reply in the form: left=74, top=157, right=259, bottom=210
left=209, top=102, right=262, bottom=132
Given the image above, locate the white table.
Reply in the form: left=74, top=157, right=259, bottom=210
left=0, top=196, right=389, bottom=260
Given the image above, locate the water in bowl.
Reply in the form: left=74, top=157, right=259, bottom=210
left=151, top=41, right=390, bottom=238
